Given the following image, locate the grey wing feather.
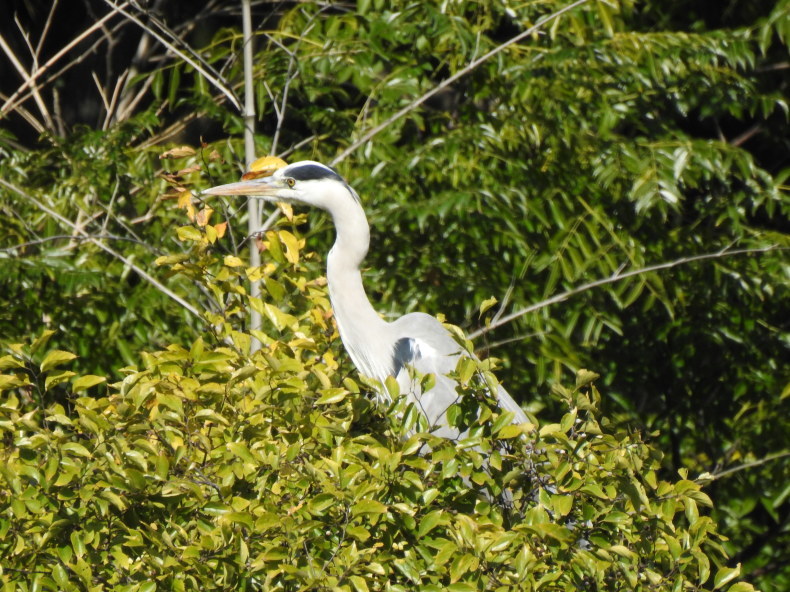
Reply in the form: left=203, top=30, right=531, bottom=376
left=390, top=313, right=528, bottom=438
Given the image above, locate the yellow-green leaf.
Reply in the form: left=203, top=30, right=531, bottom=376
left=315, top=389, right=348, bottom=405
left=352, top=499, right=387, bottom=516
left=40, top=350, right=77, bottom=372
left=72, top=375, right=106, bottom=393
left=714, top=564, right=741, bottom=590
left=224, top=255, right=244, bottom=267
left=478, top=296, right=498, bottom=317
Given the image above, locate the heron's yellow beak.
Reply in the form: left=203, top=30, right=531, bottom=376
left=200, top=177, right=281, bottom=197
left=201, top=155, right=288, bottom=197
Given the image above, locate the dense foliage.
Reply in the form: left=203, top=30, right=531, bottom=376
left=0, top=230, right=754, bottom=591
left=0, top=0, right=787, bottom=588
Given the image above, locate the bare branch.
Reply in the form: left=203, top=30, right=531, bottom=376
left=491, top=257, right=531, bottom=327
left=702, top=450, right=790, bottom=482
left=268, top=5, right=326, bottom=156
left=0, top=233, right=157, bottom=255
left=0, top=90, right=45, bottom=133
left=100, top=0, right=242, bottom=112
left=0, top=178, right=203, bottom=320
left=0, top=25, right=54, bottom=130
left=102, top=69, right=129, bottom=129
left=34, top=0, right=60, bottom=57
left=330, top=0, right=591, bottom=166
left=731, top=123, right=762, bottom=147
left=468, top=245, right=787, bottom=340
left=92, top=71, right=112, bottom=115
left=1, top=4, right=127, bottom=116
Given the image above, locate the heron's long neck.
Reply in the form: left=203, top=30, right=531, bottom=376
left=326, top=201, right=393, bottom=382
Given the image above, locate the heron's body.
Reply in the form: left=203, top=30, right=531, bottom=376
left=203, top=161, right=528, bottom=438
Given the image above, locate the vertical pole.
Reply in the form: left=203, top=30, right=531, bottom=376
left=241, top=0, right=262, bottom=353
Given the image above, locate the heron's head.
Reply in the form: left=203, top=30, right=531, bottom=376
left=201, top=160, right=359, bottom=210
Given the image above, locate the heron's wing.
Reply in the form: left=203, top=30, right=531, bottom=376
left=390, top=313, right=529, bottom=432
left=392, top=335, right=464, bottom=439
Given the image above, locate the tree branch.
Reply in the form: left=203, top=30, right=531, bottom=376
left=0, top=25, right=54, bottom=131
left=1, top=3, right=128, bottom=116
left=0, top=178, right=203, bottom=320
left=468, top=245, right=786, bottom=340
left=100, top=0, right=241, bottom=111
left=330, top=0, right=591, bottom=166
left=704, top=450, right=790, bottom=482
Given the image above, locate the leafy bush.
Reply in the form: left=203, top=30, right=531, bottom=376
left=0, top=228, right=756, bottom=591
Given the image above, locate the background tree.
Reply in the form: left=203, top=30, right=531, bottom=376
left=0, top=0, right=787, bottom=588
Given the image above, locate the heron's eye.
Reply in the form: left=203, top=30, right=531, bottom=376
left=285, top=177, right=296, bottom=188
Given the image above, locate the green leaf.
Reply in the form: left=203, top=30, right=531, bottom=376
left=497, top=424, right=525, bottom=439
left=418, top=510, right=447, bottom=537
left=478, top=296, right=498, bottom=317
left=352, top=499, right=387, bottom=516
left=40, top=350, right=77, bottom=372
left=29, top=330, right=56, bottom=355
left=72, top=374, right=106, bottom=392
left=316, top=389, right=348, bottom=405
left=714, top=565, right=742, bottom=590
left=176, top=226, right=202, bottom=241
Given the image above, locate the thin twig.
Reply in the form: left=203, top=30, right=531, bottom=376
left=704, top=451, right=790, bottom=482
left=102, top=69, right=129, bottom=129
left=0, top=178, right=203, bottom=319
left=126, top=0, right=229, bottom=90
left=491, top=257, right=531, bottom=326
left=0, top=26, right=54, bottom=130
left=1, top=4, right=128, bottom=115
left=257, top=208, right=282, bottom=235
left=92, top=71, right=112, bottom=115
left=0, top=233, right=157, bottom=255
left=278, top=134, right=318, bottom=159
left=731, top=123, right=762, bottom=147
left=14, top=13, right=56, bottom=130
left=0, top=90, right=45, bottom=133
left=104, top=0, right=242, bottom=111
left=468, top=245, right=786, bottom=340
left=35, top=0, right=60, bottom=57
left=100, top=0, right=241, bottom=111
left=269, top=1, right=324, bottom=157
left=330, top=0, right=591, bottom=166
left=474, top=331, right=547, bottom=356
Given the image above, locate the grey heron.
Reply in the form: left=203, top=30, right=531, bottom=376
left=202, top=160, right=529, bottom=439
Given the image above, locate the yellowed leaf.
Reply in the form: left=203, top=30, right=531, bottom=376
left=177, top=191, right=193, bottom=209
left=176, top=164, right=201, bottom=175
left=160, top=146, right=196, bottom=159
left=278, top=202, right=294, bottom=221
left=249, top=155, right=288, bottom=173
left=224, top=255, right=244, bottom=267
left=214, top=221, right=227, bottom=238
left=176, top=190, right=196, bottom=221
left=40, top=350, right=77, bottom=373
left=279, top=230, right=301, bottom=264
left=196, top=206, right=214, bottom=227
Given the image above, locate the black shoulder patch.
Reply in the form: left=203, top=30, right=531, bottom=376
left=288, top=163, right=344, bottom=183
left=392, top=337, right=420, bottom=375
